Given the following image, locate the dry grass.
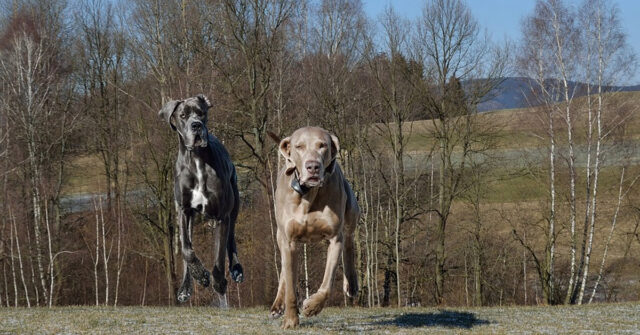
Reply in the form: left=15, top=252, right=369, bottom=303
left=1, top=303, right=638, bottom=334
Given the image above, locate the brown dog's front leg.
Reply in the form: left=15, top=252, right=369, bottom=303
left=270, top=266, right=286, bottom=318
left=303, top=235, right=343, bottom=317
left=279, top=230, right=299, bottom=329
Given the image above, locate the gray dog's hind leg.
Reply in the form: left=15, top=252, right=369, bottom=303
left=227, top=186, right=244, bottom=283
left=212, top=219, right=229, bottom=295
left=228, top=232, right=243, bottom=283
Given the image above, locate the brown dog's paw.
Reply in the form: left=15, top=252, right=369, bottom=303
left=269, top=301, right=284, bottom=319
left=343, top=277, right=358, bottom=298
left=281, top=315, right=299, bottom=329
left=302, top=293, right=326, bottom=317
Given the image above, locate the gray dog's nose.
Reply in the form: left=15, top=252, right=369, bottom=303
left=305, top=161, right=320, bottom=175
left=191, top=122, right=203, bottom=131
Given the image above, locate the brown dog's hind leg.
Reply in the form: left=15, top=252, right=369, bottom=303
left=343, top=209, right=359, bottom=298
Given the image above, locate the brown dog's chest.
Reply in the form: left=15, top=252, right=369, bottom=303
left=286, top=210, right=340, bottom=243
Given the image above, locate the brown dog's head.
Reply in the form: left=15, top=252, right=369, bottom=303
left=158, top=94, right=212, bottom=150
left=279, top=127, right=340, bottom=188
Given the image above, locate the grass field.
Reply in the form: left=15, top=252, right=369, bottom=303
left=1, top=303, right=639, bottom=334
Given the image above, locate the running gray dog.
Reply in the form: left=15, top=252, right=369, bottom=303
left=158, top=94, right=243, bottom=304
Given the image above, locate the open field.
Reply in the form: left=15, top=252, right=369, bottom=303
left=61, top=91, right=640, bottom=199
left=1, top=303, right=639, bottom=334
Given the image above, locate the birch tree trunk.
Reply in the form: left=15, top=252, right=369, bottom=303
left=92, top=199, right=100, bottom=306
left=25, top=221, right=39, bottom=306
left=550, top=7, right=578, bottom=305
left=99, top=200, right=110, bottom=306
left=588, top=168, right=634, bottom=303
left=45, top=201, right=54, bottom=307
left=12, top=211, right=30, bottom=307
left=114, top=199, right=126, bottom=306
left=9, top=212, right=18, bottom=307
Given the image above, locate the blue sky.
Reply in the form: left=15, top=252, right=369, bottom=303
left=363, top=0, right=640, bottom=85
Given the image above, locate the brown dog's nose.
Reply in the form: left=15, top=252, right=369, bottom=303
left=305, top=161, right=320, bottom=175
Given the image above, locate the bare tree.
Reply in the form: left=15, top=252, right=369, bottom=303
left=517, top=0, right=636, bottom=305
left=0, top=29, right=50, bottom=307
left=414, top=0, right=507, bottom=305
left=574, top=0, right=636, bottom=304
left=363, top=6, right=423, bottom=307
left=207, top=0, right=296, bottom=283
left=127, top=0, right=184, bottom=305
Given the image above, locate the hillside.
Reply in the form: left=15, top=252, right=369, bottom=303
left=477, top=77, right=640, bottom=112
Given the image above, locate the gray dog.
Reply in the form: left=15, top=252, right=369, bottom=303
left=159, top=94, right=243, bottom=304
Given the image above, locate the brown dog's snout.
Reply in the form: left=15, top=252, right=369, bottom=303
left=305, top=161, right=321, bottom=175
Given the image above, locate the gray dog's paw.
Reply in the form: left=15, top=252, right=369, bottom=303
left=177, top=285, right=192, bottom=303
left=197, top=269, right=211, bottom=287
left=188, top=260, right=210, bottom=288
left=230, top=263, right=244, bottom=283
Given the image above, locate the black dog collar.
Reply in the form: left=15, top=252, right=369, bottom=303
left=291, top=171, right=310, bottom=196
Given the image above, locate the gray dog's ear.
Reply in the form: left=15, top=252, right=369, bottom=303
left=279, top=136, right=296, bottom=175
left=326, top=133, right=340, bottom=174
left=197, top=94, right=212, bottom=108
left=158, top=99, right=182, bottom=131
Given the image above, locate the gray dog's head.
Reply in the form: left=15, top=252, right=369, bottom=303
left=159, top=94, right=212, bottom=150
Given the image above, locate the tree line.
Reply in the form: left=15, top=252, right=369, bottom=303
left=0, top=0, right=637, bottom=308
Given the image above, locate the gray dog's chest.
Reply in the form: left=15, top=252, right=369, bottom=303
left=178, top=158, right=225, bottom=218
left=190, top=160, right=209, bottom=211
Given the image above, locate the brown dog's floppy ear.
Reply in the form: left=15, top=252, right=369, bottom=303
left=196, top=94, right=212, bottom=108
left=266, top=131, right=281, bottom=144
left=158, top=100, right=182, bottom=131
left=279, top=137, right=296, bottom=175
left=326, top=133, right=340, bottom=174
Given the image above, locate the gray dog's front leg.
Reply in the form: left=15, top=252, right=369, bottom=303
left=177, top=211, right=210, bottom=303
left=178, top=262, right=193, bottom=303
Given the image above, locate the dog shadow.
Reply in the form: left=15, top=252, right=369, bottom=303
left=373, top=310, right=490, bottom=329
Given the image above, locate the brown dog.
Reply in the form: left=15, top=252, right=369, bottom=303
left=270, top=126, right=359, bottom=329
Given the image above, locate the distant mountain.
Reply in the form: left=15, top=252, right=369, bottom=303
left=476, top=77, right=640, bottom=112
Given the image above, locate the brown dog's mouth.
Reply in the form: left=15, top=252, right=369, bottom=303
left=303, top=176, right=322, bottom=187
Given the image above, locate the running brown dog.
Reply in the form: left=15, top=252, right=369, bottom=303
left=270, top=126, right=359, bottom=329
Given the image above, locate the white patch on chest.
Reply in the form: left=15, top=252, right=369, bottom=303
left=190, top=160, right=208, bottom=211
